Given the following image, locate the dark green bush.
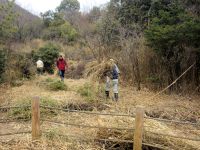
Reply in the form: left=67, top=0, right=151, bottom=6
left=33, top=43, right=60, bottom=74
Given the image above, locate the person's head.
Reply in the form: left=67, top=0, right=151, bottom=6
left=59, top=55, right=63, bottom=60
left=109, top=58, right=115, bottom=66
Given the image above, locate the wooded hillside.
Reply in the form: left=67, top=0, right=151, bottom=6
left=0, top=0, right=200, bottom=150
left=0, top=0, right=199, bottom=92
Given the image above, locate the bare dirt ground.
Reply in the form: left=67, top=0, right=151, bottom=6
left=0, top=75, right=200, bottom=150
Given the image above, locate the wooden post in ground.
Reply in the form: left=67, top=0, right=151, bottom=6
left=32, top=97, right=40, bottom=140
left=134, top=106, right=144, bottom=150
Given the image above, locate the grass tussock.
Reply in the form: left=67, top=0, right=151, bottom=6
left=10, top=80, right=24, bottom=87
left=40, top=77, right=68, bottom=91
left=49, top=80, right=68, bottom=91
left=77, top=82, right=106, bottom=102
left=77, top=83, right=95, bottom=102
left=8, top=97, right=59, bottom=120
left=44, top=128, right=62, bottom=140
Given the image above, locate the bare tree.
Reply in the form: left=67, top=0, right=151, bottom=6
left=118, top=27, right=142, bottom=90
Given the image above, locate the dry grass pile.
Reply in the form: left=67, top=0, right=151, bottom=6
left=97, top=129, right=133, bottom=149
left=0, top=135, right=102, bottom=150
left=84, top=60, right=111, bottom=81
left=63, top=102, right=109, bottom=111
left=1, top=105, right=199, bottom=150
left=95, top=116, right=200, bottom=150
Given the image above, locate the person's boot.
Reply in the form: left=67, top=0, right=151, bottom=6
left=114, top=93, right=119, bottom=101
left=105, top=91, right=110, bottom=99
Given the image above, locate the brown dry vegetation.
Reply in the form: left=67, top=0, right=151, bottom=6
left=0, top=72, right=200, bottom=150
left=1, top=0, right=200, bottom=149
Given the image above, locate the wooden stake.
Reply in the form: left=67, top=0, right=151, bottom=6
left=134, top=106, right=144, bottom=150
left=32, top=97, right=40, bottom=140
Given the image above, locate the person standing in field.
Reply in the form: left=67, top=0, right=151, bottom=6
left=56, top=55, right=68, bottom=81
left=110, top=59, right=120, bottom=101
left=36, top=58, right=44, bottom=75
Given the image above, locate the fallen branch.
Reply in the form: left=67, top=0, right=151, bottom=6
left=148, top=63, right=196, bottom=101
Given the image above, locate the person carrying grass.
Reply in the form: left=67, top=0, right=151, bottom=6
left=105, top=59, right=120, bottom=101
left=110, top=59, right=120, bottom=101
left=56, top=55, right=68, bottom=81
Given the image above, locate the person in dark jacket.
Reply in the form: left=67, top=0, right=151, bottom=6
left=110, top=59, right=120, bottom=101
left=56, top=55, right=68, bottom=81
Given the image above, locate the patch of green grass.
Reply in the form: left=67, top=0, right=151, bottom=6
left=48, top=80, right=68, bottom=91
left=45, top=77, right=54, bottom=83
left=44, top=128, right=69, bottom=141
left=77, top=83, right=96, bottom=102
left=8, top=97, right=59, bottom=120
left=44, top=128, right=59, bottom=140
left=39, top=78, right=68, bottom=91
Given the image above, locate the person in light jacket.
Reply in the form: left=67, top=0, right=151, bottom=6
left=36, top=58, right=44, bottom=75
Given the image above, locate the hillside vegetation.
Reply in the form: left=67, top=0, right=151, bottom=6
left=0, top=0, right=200, bottom=150
left=0, top=0, right=199, bottom=92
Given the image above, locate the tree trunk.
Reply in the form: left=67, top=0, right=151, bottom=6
left=130, top=54, right=141, bottom=91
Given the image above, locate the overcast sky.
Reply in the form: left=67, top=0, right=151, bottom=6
left=15, top=0, right=110, bottom=15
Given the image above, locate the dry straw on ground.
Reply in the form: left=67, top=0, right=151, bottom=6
left=0, top=67, right=200, bottom=149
